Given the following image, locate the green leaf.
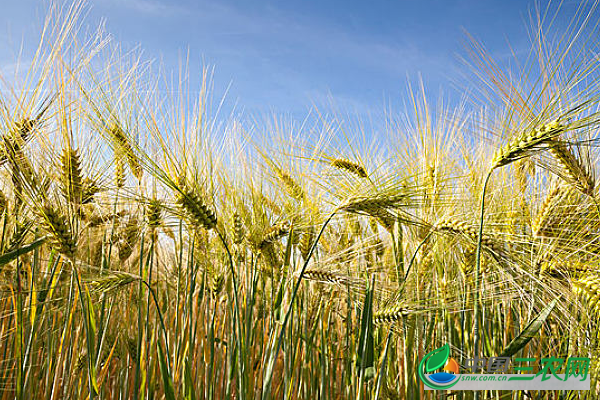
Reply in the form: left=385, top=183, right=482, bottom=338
left=272, top=277, right=286, bottom=322
left=392, top=216, right=404, bottom=281
left=425, top=344, right=450, bottom=372
left=184, top=357, right=196, bottom=400
left=157, top=340, right=176, bottom=400
left=0, top=236, right=46, bottom=268
left=357, top=278, right=375, bottom=379
left=283, top=223, right=294, bottom=271
left=499, top=298, right=558, bottom=357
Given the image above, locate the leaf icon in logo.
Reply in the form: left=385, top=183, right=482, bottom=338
left=425, top=344, right=450, bottom=373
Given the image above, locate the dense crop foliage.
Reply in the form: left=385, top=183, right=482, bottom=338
left=1, top=1, right=600, bottom=399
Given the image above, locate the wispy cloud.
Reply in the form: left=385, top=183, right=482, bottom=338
left=92, top=0, right=185, bottom=16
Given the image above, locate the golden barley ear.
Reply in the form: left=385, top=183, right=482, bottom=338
left=434, top=216, right=505, bottom=255
left=146, top=199, right=163, bottom=229
left=373, top=303, right=412, bottom=324
left=302, top=269, right=351, bottom=286
left=81, top=178, right=100, bottom=204
left=532, top=185, right=580, bottom=237
left=340, top=193, right=408, bottom=215
left=90, top=271, right=140, bottom=293
left=0, top=118, right=38, bottom=167
left=460, top=246, right=490, bottom=278
left=108, top=124, right=143, bottom=180
left=259, top=223, right=289, bottom=250
left=115, top=155, right=126, bottom=188
left=298, top=228, right=315, bottom=260
left=117, top=216, right=141, bottom=262
left=547, top=139, right=595, bottom=195
left=492, top=120, right=566, bottom=169
left=0, top=190, right=8, bottom=217
left=274, top=166, right=304, bottom=201
left=573, top=274, right=600, bottom=314
left=232, top=212, right=245, bottom=244
left=330, top=158, right=368, bottom=178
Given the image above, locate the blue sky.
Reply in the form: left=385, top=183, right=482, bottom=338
left=0, top=0, right=581, bottom=122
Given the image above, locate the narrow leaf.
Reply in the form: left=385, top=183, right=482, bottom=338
left=499, top=298, right=559, bottom=357
left=157, top=340, right=177, bottom=400
left=0, top=237, right=46, bottom=267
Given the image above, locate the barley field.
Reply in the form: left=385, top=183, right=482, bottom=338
left=1, top=1, right=600, bottom=399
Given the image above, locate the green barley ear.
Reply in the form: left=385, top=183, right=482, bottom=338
left=232, top=212, right=245, bottom=244
left=381, top=385, right=402, bottom=400
left=109, top=124, right=143, bottom=180
left=331, top=158, right=368, bottom=178
left=547, top=139, right=595, bottom=195
left=0, top=190, right=7, bottom=216
left=274, top=167, right=304, bottom=201
left=75, top=353, right=88, bottom=373
left=147, top=199, right=163, bottom=229
left=435, top=216, right=504, bottom=255
left=115, top=155, right=126, bottom=189
left=39, top=204, right=77, bottom=258
left=259, top=223, right=289, bottom=250
left=125, top=336, right=138, bottom=361
left=302, top=269, right=351, bottom=286
left=211, top=273, right=225, bottom=296
left=492, top=120, right=566, bottom=169
left=81, top=178, right=100, bottom=204
left=60, top=148, right=83, bottom=204
left=373, top=303, right=412, bottom=324
left=118, top=216, right=141, bottom=262
left=573, top=274, right=600, bottom=314
left=299, top=228, right=314, bottom=260
left=4, top=221, right=32, bottom=254
left=90, top=271, right=140, bottom=293
left=175, top=181, right=217, bottom=230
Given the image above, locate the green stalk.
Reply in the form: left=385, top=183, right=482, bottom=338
left=16, top=258, right=24, bottom=400
left=262, top=211, right=337, bottom=400
left=133, top=233, right=146, bottom=400
left=473, top=170, right=492, bottom=400
left=216, top=230, right=246, bottom=399
left=72, top=260, right=97, bottom=399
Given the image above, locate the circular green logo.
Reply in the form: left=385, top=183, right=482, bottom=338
left=418, top=344, right=460, bottom=390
